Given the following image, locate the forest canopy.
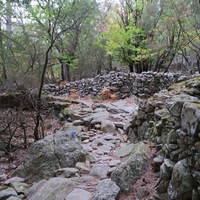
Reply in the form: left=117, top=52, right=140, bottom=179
left=0, top=0, right=200, bottom=83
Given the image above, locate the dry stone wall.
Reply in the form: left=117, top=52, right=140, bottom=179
left=44, top=71, right=179, bottom=98
left=125, top=77, right=200, bottom=200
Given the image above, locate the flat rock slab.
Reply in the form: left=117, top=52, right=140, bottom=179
left=27, top=177, right=75, bottom=200
left=111, top=101, right=136, bottom=113
left=108, top=160, right=121, bottom=167
left=65, top=188, right=91, bottom=200
left=114, top=143, right=136, bottom=158
left=4, top=177, right=25, bottom=185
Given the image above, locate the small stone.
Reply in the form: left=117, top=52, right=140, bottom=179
left=75, top=162, right=90, bottom=174
left=81, top=135, right=90, bottom=140
left=54, top=167, right=79, bottom=178
left=96, top=149, right=104, bottom=155
left=95, top=124, right=101, bottom=129
left=72, top=120, right=83, bottom=126
left=108, top=160, right=121, bottom=167
left=98, top=145, right=112, bottom=154
left=82, top=139, right=90, bottom=144
left=153, top=156, right=164, bottom=172
left=102, top=134, right=118, bottom=141
left=0, top=174, right=7, bottom=181
left=120, top=134, right=128, bottom=142
left=136, top=186, right=149, bottom=199
left=114, top=122, right=124, bottom=128
left=101, top=120, right=116, bottom=133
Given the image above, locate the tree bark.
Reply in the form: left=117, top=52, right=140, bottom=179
left=61, top=62, right=71, bottom=82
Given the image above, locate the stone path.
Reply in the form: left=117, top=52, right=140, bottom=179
left=60, top=99, right=138, bottom=199
left=0, top=98, right=156, bottom=200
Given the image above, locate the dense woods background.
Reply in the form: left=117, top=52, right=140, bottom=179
left=0, top=0, right=200, bottom=141
left=0, top=0, right=200, bottom=84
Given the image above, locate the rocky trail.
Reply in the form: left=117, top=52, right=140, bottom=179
left=0, top=96, right=158, bottom=200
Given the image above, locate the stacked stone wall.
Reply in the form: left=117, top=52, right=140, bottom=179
left=44, top=71, right=179, bottom=98
left=125, top=77, right=200, bottom=200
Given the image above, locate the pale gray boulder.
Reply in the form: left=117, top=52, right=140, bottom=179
left=14, top=131, right=86, bottom=182
left=93, top=179, right=120, bottom=200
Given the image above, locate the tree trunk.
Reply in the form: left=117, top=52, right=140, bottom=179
left=129, top=63, right=134, bottom=72
left=135, top=63, right=142, bottom=73
left=197, top=55, right=200, bottom=74
left=61, top=63, right=71, bottom=82
left=108, top=55, right=113, bottom=71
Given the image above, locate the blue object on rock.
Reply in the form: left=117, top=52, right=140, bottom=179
left=70, top=131, right=76, bottom=136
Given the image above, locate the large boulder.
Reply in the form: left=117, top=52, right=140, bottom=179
left=168, top=159, right=193, bottom=200
left=27, top=177, right=75, bottom=200
left=93, top=179, right=120, bottom=200
left=111, top=142, right=149, bottom=193
left=14, top=131, right=86, bottom=182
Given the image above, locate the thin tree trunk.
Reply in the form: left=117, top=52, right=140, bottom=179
left=34, top=45, right=52, bottom=141
left=61, top=63, right=71, bottom=82
left=108, top=55, right=113, bottom=71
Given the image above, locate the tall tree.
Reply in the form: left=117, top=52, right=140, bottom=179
left=98, top=0, right=151, bottom=73
left=25, top=0, right=99, bottom=140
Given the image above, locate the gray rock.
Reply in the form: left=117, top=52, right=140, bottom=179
left=114, top=143, right=138, bottom=158
left=90, top=164, right=109, bottom=179
left=169, top=101, right=184, bottom=117
left=136, top=186, right=150, bottom=199
left=54, top=167, right=79, bottom=178
left=14, top=131, right=86, bottom=182
left=65, top=188, right=91, bottom=200
left=83, top=109, right=110, bottom=126
left=0, top=174, right=7, bottom=182
left=160, top=159, right=175, bottom=180
left=92, top=138, right=115, bottom=148
left=110, top=100, right=135, bottom=113
left=168, top=159, right=193, bottom=200
left=108, top=160, right=121, bottom=167
left=10, top=182, right=28, bottom=195
left=6, top=197, right=21, bottom=200
left=27, top=177, right=75, bottom=200
left=101, top=120, right=116, bottom=133
left=98, top=145, right=112, bottom=154
left=0, top=187, right=18, bottom=199
left=153, top=156, right=164, bottom=172
left=111, top=142, right=149, bottom=193
left=93, top=179, right=120, bottom=200
left=61, top=123, right=82, bottom=133
left=4, top=177, right=25, bottom=185
left=181, top=102, right=200, bottom=137
left=75, top=162, right=90, bottom=174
